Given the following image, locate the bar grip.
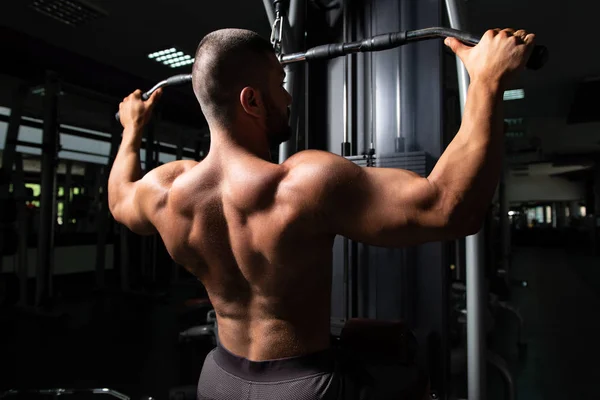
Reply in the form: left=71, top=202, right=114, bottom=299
left=165, top=74, right=193, bottom=86
left=304, top=32, right=407, bottom=61
left=455, top=31, right=548, bottom=70
left=305, top=43, right=346, bottom=60
left=114, top=74, right=192, bottom=123
left=361, top=32, right=407, bottom=52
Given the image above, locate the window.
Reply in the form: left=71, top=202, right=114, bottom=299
left=535, top=207, right=544, bottom=224
left=0, top=106, right=184, bottom=167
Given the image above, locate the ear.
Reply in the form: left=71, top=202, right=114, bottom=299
left=240, top=87, right=264, bottom=119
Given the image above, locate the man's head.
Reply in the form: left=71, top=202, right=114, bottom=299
left=192, top=29, right=292, bottom=147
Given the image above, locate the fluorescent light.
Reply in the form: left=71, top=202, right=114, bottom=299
left=148, top=48, right=177, bottom=60
left=503, top=89, right=525, bottom=101
left=160, top=52, right=183, bottom=61
left=148, top=47, right=193, bottom=68
left=505, top=118, right=524, bottom=126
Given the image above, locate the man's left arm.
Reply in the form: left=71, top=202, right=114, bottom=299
left=108, top=89, right=162, bottom=235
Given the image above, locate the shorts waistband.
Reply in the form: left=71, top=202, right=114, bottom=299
left=212, top=344, right=336, bottom=382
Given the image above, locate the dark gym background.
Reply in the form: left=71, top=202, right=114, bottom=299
left=0, top=0, right=598, bottom=399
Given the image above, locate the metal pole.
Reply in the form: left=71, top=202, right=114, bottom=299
left=14, top=153, right=29, bottom=307
left=263, top=0, right=295, bottom=51
left=342, top=0, right=351, bottom=152
left=172, top=132, right=184, bottom=283
left=444, top=1, right=487, bottom=399
left=499, top=165, right=510, bottom=274
left=275, top=0, right=305, bottom=163
left=110, top=117, right=131, bottom=293
left=341, top=0, right=351, bottom=321
left=397, top=0, right=412, bottom=152
left=263, top=0, right=276, bottom=25
left=35, top=71, right=60, bottom=308
left=95, top=164, right=109, bottom=290
left=2, top=84, right=28, bottom=178
left=63, top=161, right=73, bottom=231
left=1, top=84, right=27, bottom=276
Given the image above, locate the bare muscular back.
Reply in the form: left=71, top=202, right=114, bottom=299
left=153, top=153, right=335, bottom=361
left=122, top=138, right=487, bottom=362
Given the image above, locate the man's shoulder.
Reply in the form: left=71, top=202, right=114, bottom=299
left=279, top=150, right=359, bottom=208
left=283, top=149, right=339, bottom=168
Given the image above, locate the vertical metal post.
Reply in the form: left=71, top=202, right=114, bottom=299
left=172, top=132, right=185, bottom=283
left=95, top=163, right=110, bottom=290
left=499, top=165, right=510, bottom=273
left=341, top=0, right=352, bottom=321
left=141, top=121, right=157, bottom=286
left=36, top=71, right=60, bottom=308
left=144, top=120, right=156, bottom=173
left=264, top=0, right=305, bottom=163
left=14, top=153, right=29, bottom=307
left=341, top=0, right=351, bottom=157
left=1, top=84, right=28, bottom=276
left=2, top=85, right=28, bottom=178
left=398, top=0, right=412, bottom=152
left=110, top=119, right=131, bottom=293
left=445, top=1, right=487, bottom=399
left=62, top=161, right=73, bottom=232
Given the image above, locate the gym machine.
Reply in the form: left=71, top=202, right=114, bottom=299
left=112, top=1, right=547, bottom=398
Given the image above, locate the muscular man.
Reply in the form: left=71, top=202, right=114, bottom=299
left=109, top=28, right=534, bottom=399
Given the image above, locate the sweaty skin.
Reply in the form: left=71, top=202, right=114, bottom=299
left=109, top=29, right=535, bottom=361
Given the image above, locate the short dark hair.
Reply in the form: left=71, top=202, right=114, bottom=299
left=192, top=29, right=276, bottom=128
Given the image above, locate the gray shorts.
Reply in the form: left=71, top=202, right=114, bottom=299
left=197, top=344, right=428, bottom=400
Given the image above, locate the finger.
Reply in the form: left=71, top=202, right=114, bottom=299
left=522, top=34, right=536, bottom=61
left=146, top=89, right=163, bottom=107
left=132, top=89, right=143, bottom=99
left=496, top=28, right=515, bottom=39
left=512, top=30, right=528, bottom=44
left=444, top=37, right=470, bottom=59
left=523, top=33, right=535, bottom=44
left=514, top=29, right=527, bottom=37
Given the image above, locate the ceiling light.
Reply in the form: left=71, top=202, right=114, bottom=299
left=156, top=51, right=183, bottom=62
left=505, top=118, right=524, bottom=126
left=503, top=89, right=525, bottom=101
left=148, top=47, right=194, bottom=69
left=29, top=0, right=108, bottom=27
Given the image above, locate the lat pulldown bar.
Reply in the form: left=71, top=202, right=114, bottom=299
left=115, top=27, right=548, bottom=121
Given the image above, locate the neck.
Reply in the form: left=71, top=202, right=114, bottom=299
left=208, top=125, right=272, bottom=162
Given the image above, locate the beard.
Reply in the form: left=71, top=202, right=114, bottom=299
left=264, top=97, right=292, bottom=148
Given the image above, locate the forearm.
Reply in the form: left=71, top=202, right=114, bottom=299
left=108, top=126, right=144, bottom=211
left=428, top=79, right=504, bottom=232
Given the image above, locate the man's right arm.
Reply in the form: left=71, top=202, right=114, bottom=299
left=287, top=29, right=534, bottom=248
